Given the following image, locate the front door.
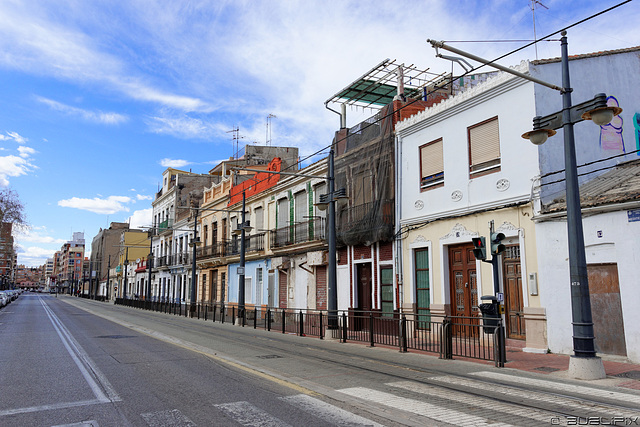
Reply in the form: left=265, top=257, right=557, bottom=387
left=449, top=243, right=477, bottom=317
left=354, top=263, right=372, bottom=330
left=448, top=243, right=478, bottom=335
left=588, top=263, right=627, bottom=356
left=503, top=245, right=525, bottom=339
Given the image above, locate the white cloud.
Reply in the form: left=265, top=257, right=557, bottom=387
left=18, top=146, right=36, bottom=158
left=14, top=227, right=66, bottom=245
left=5, top=131, right=27, bottom=144
left=159, top=158, right=191, bottom=168
left=58, top=195, right=133, bottom=214
left=0, top=155, right=35, bottom=186
left=127, top=208, right=153, bottom=230
left=147, top=114, right=224, bottom=139
left=136, top=194, right=153, bottom=201
left=36, top=96, right=128, bottom=125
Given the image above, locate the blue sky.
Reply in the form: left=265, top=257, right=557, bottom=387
left=1, top=0, right=638, bottom=267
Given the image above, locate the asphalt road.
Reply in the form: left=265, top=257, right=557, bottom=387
left=1, top=294, right=639, bottom=427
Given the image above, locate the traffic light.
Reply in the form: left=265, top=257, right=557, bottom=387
left=490, top=232, right=505, bottom=255
left=472, top=236, right=486, bottom=261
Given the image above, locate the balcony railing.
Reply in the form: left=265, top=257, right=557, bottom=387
left=271, top=218, right=326, bottom=249
left=196, top=233, right=266, bottom=260
left=158, top=219, right=173, bottom=233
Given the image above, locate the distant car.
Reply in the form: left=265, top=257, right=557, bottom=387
left=0, top=292, right=8, bottom=308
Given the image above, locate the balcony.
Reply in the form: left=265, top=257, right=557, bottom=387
left=157, top=219, right=173, bottom=234
left=271, top=218, right=326, bottom=249
left=336, top=199, right=394, bottom=245
left=196, top=233, right=266, bottom=261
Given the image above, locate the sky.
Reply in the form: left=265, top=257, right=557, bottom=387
left=1, top=0, right=638, bottom=267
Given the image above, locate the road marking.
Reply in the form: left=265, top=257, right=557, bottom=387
left=141, top=409, right=195, bottom=426
left=52, top=420, right=100, bottom=427
left=281, top=394, right=384, bottom=426
left=337, top=387, right=513, bottom=426
left=388, top=381, right=563, bottom=424
left=40, top=298, right=121, bottom=403
left=471, top=371, right=640, bottom=405
left=214, top=401, right=293, bottom=427
left=0, top=400, right=105, bottom=417
left=428, top=375, right=639, bottom=418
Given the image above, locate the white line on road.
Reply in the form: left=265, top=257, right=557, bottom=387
left=280, top=394, right=384, bottom=426
left=388, top=381, right=564, bottom=424
left=40, top=298, right=121, bottom=402
left=214, top=401, right=293, bottom=427
left=428, top=375, right=639, bottom=418
left=337, top=387, right=514, bottom=427
left=471, top=371, right=640, bottom=405
left=0, top=399, right=105, bottom=417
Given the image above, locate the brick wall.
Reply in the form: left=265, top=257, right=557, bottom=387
left=315, top=265, right=327, bottom=310
left=353, top=244, right=372, bottom=261
left=379, top=241, right=393, bottom=261
left=278, top=270, right=287, bottom=308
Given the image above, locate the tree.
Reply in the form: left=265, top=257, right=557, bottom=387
left=0, top=188, right=26, bottom=227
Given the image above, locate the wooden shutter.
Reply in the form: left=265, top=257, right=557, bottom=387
left=469, top=117, right=500, bottom=173
left=420, top=139, right=444, bottom=187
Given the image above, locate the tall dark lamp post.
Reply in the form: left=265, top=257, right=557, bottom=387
left=315, top=148, right=348, bottom=329
left=521, top=31, right=621, bottom=379
left=147, top=232, right=154, bottom=306
left=189, top=207, right=200, bottom=316
left=232, top=190, right=253, bottom=321
left=123, top=247, right=129, bottom=299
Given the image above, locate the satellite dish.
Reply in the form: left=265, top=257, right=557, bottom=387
left=136, top=258, right=141, bottom=264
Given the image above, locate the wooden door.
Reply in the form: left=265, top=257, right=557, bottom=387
left=449, top=243, right=477, bottom=318
left=587, top=263, right=626, bottom=356
left=354, top=263, right=372, bottom=331
left=503, top=245, right=525, bottom=339
left=449, top=243, right=478, bottom=335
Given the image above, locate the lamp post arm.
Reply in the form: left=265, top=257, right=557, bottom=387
left=426, top=39, right=563, bottom=92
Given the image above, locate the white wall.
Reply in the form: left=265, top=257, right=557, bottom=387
left=537, top=209, right=640, bottom=361
left=398, top=69, right=538, bottom=226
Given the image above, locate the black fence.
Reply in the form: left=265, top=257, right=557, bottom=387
left=112, top=299, right=506, bottom=367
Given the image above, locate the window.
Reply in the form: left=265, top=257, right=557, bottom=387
left=294, top=191, right=307, bottom=223
left=419, top=138, right=444, bottom=189
left=468, top=116, right=501, bottom=177
left=277, top=198, right=289, bottom=228
left=380, top=267, right=394, bottom=317
left=415, top=249, right=430, bottom=329
left=254, top=207, right=263, bottom=231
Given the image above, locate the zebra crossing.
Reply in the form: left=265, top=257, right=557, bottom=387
left=136, top=371, right=640, bottom=426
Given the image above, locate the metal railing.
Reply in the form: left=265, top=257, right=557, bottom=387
left=271, top=218, right=326, bottom=248
left=112, top=300, right=506, bottom=367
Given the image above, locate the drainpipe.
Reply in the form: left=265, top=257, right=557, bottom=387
left=395, top=133, right=404, bottom=313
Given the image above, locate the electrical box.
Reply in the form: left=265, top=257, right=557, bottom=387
left=528, top=272, right=538, bottom=296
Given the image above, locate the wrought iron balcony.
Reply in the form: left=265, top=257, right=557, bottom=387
left=271, top=218, right=326, bottom=249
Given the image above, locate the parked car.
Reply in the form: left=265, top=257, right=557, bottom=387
left=0, top=291, right=8, bottom=308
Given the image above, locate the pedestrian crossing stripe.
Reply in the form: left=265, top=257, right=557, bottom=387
left=280, top=395, right=384, bottom=426
left=471, top=371, right=640, bottom=405
left=388, top=381, right=558, bottom=423
left=428, top=375, right=639, bottom=419
left=337, top=387, right=513, bottom=427
left=215, top=401, right=293, bottom=427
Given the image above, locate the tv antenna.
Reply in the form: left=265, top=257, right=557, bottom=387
left=530, top=0, right=549, bottom=60
left=266, top=113, right=276, bottom=146
left=227, top=127, right=244, bottom=160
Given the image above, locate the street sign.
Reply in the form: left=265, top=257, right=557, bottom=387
left=496, top=292, right=504, bottom=302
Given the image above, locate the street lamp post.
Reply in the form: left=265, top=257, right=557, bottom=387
left=189, top=207, right=200, bottom=316
left=315, top=148, right=348, bottom=329
left=147, top=230, right=154, bottom=307
left=123, top=248, right=129, bottom=299
left=521, top=32, right=621, bottom=379
left=238, top=191, right=246, bottom=321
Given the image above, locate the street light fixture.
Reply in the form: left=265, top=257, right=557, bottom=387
left=520, top=31, right=621, bottom=379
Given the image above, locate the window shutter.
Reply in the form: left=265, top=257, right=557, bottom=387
left=420, top=139, right=444, bottom=179
left=469, top=118, right=500, bottom=168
